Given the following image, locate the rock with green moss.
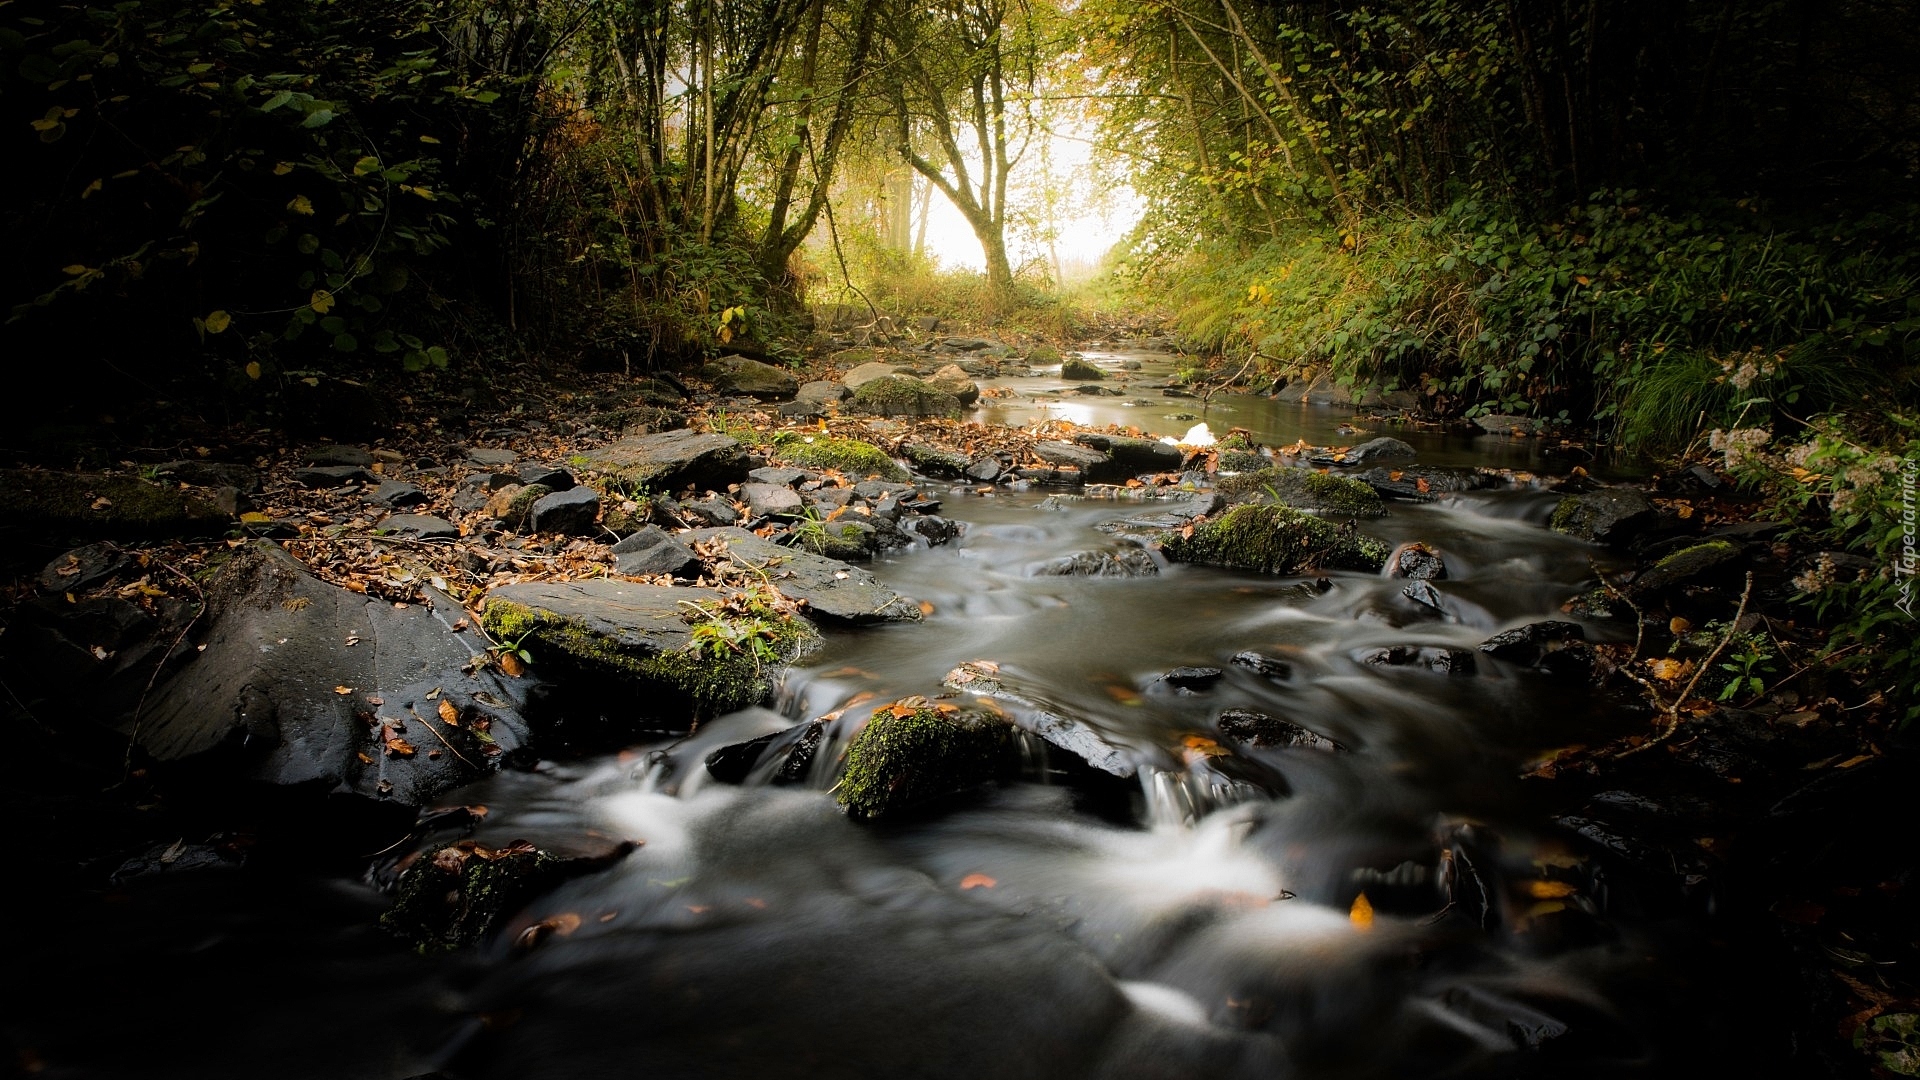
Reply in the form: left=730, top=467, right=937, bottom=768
left=1549, top=487, right=1656, bottom=545
left=771, top=432, right=909, bottom=480
left=925, top=363, right=981, bottom=405
left=1060, top=357, right=1105, bottom=381
left=849, top=374, right=964, bottom=418
left=380, top=837, right=635, bottom=951
left=1072, top=433, right=1183, bottom=480
left=703, top=354, right=798, bottom=400
left=836, top=701, right=1013, bottom=817
left=1027, top=344, right=1062, bottom=365
left=900, top=442, right=971, bottom=478
left=1218, top=449, right=1267, bottom=472
left=482, top=579, right=817, bottom=716
left=1628, top=539, right=1742, bottom=598
left=1159, top=504, right=1391, bottom=574
left=580, top=429, right=750, bottom=495
left=1217, top=467, right=1385, bottom=517
left=1, top=469, right=229, bottom=542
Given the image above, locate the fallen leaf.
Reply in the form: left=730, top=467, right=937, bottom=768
left=438, top=698, right=460, bottom=726
left=385, top=737, right=417, bottom=756
left=1524, top=880, right=1577, bottom=899
left=1350, top=892, right=1374, bottom=930
left=1669, top=617, right=1692, bottom=634
left=498, top=651, right=526, bottom=677
left=333, top=685, right=354, bottom=695
left=959, top=873, right=997, bottom=890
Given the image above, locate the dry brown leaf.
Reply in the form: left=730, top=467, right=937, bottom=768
left=384, top=737, right=417, bottom=757
left=438, top=698, right=460, bottom=726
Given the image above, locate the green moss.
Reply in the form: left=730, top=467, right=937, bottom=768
left=1217, top=449, right=1267, bottom=472
left=837, top=704, right=1012, bottom=818
left=772, top=432, right=909, bottom=480
left=1060, top=357, right=1104, bottom=380
left=1160, top=503, right=1390, bottom=574
left=481, top=598, right=817, bottom=714
left=1, top=469, right=228, bottom=540
left=1027, top=344, right=1062, bottom=364
left=1550, top=497, right=1579, bottom=533
left=1217, top=468, right=1385, bottom=517
left=1653, top=539, right=1738, bottom=571
left=500, top=483, right=552, bottom=528
left=849, top=375, right=963, bottom=418
left=381, top=847, right=558, bottom=952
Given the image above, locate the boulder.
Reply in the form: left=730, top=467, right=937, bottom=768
left=38, top=542, right=129, bottom=593
left=1217, top=709, right=1345, bottom=752
left=796, top=380, right=851, bottom=405
left=703, top=354, right=799, bottom=400
left=138, top=543, right=533, bottom=805
left=1060, top=358, right=1104, bottom=380
left=742, top=482, right=805, bottom=518
left=901, top=443, right=971, bottom=478
left=1159, top=504, right=1391, bottom=575
left=1626, top=539, right=1742, bottom=598
left=1479, top=621, right=1589, bottom=668
left=153, top=460, right=262, bottom=492
left=848, top=375, right=964, bottom=418
left=965, top=457, right=1006, bottom=482
left=379, top=513, right=460, bottom=540
left=468, top=448, right=520, bottom=468
left=1218, top=467, right=1385, bottom=517
left=925, top=364, right=981, bottom=406
left=942, top=661, right=1135, bottom=777
left=516, top=463, right=576, bottom=491
left=294, top=465, right=378, bottom=487
left=686, top=527, right=922, bottom=623
left=843, top=361, right=914, bottom=389
left=1317, top=437, right=1416, bottom=468
left=481, top=579, right=816, bottom=716
left=1356, top=466, right=1497, bottom=502
left=611, top=526, right=701, bottom=578
left=529, top=486, right=601, bottom=535
left=1229, top=651, right=1292, bottom=679
left=1072, top=433, right=1184, bottom=481
left=771, top=433, right=908, bottom=481
left=581, top=430, right=751, bottom=494
left=1550, top=487, right=1657, bottom=545
left=1029, top=548, right=1159, bottom=578
left=307, top=444, right=375, bottom=467
left=749, top=466, right=806, bottom=487
left=1033, top=441, right=1108, bottom=473
left=381, top=836, right=634, bottom=952
left=837, top=701, right=1012, bottom=818
left=1161, top=666, right=1223, bottom=690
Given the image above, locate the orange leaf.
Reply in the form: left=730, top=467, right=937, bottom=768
left=1182, top=733, right=1229, bottom=757
left=1415, top=477, right=1430, bottom=493
left=385, top=737, right=417, bottom=757
left=959, top=873, right=997, bottom=890
left=1350, top=892, right=1374, bottom=930
left=438, top=698, right=460, bottom=726
left=333, top=685, right=354, bottom=695
left=1524, top=880, right=1577, bottom=899
left=498, top=651, right=526, bottom=677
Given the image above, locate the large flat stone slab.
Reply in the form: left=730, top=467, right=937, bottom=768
left=581, top=430, right=751, bottom=494
left=687, top=527, right=922, bottom=623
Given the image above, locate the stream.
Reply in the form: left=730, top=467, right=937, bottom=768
left=19, top=351, right=1786, bottom=1079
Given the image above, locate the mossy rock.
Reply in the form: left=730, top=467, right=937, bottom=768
left=1217, top=467, right=1385, bottom=517
left=1060, top=357, right=1104, bottom=380
left=771, top=432, right=909, bottom=480
left=1628, top=539, right=1742, bottom=598
left=837, top=702, right=1013, bottom=818
left=1160, top=504, right=1391, bottom=574
left=502, top=483, right=553, bottom=528
left=848, top=375, right=963, bottom=418
left=1, top=469, right=229, bottom=542
left=381, top=844, right=559, bottom=951
left=481, top=581, right=818, bottom=717
left=1027, top=344, right=1062, bottom=365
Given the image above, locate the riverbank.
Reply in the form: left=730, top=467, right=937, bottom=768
left=3, top=326, right=1913, bottom=1078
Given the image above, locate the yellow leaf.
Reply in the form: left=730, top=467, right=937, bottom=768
left=272, top=161, right=294, bottom=175
left=309, top=289, right=335, bottom=314
left=204, top=309, right=231, bottom=333
left=1524, top=880, right=1577, bottom=899
left=1669, top=617, right=1692, bottom=634
left=62, top=264, right=90, bottom=276
left=244, top=361, right=262, bottom=380
left=81, top=178, right=102, bottom=198
left=287, top=194, right=313, bottom=215
left=1647, top=658, right=1690, bottom=681
left=1349, top=892, right=1374, bottom=930
left=333, top=685, right=354, bottom=695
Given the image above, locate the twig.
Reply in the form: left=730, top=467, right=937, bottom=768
left=1617, top=572, right=1756, bottom=758
left=408, top=704, right=477, bottom=769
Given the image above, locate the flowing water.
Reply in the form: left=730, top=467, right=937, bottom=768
left=23, top=354, right=1771, bottom=1079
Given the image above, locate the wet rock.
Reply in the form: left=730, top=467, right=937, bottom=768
left=1014, top=466, right=1084, bottom=485
left=837, top=700, right=1013, bottom=818
left=772, top=432, right=908, bottom=481
left=1401, top=580, right=1454, bottom=620
left=381, top=837, right=635, bottom=951
left=1072, top=433, right=1184, bottom=480
left=469, top=448, right=520, bottom=468
left=1217, top=709, right=1345, bottom=751
left=38, top=542, right=128, bottom=593
left=138, top=543, right=532, bottom=805
left=900, top=443, right=970, bottom=478
left=1060, top=357, right=1105, bottom=380
left=1473, top=415, right=1535, bottom=436
left=308, top=444, right=375, bottom=467
left=482, top=578, right=817, bottom=715
left=1357, top=645, right=1478, bottom=675
left=1550, top=487, right=1657, bottom=545
left=925, top=364, right=981, bottom=406
left=965, top=457, right=1006, bottom=482
left=1034, top=441, right=1108, bottom=473
left=904, top=515, right=964, bottom=547
left=1030, top=547, right=1159, bottom=577
left=294, top=464, right=378, bottom=487
left=372, top=480, right=430, bottom=509
left=1626, top=539, right=1742, bottom=598
left=582, top=430, right=751, bottom=494
left=704, top=721, right=824, bottom=785
left=749, top=466, right=806, bottom=487
left=1218, top=467, right=1385, bottom=517
left=685, top=527, right=922, bottom=622
left=1477, top=621, right=1586, bottom=667
left=1356, top=466, right=1497, bottom=502
left=611, top=525, right=701, bottom=578
left=943, top=660, right=1135, bottom=777
left=379, top=513, right=460, bottom=540
left=1317, top=437, right=1415, bottom=468
left=529, top=486, right=601, bottom=535
left=1159, top=504, right=1391, bottom=575
left=1388, top=542, right=1448, bottom=580
left=515, top=463, right=576, bottom=491
left=1161, top=666, right=1224, bottom=690
left=1229, top=651, right=1292, bottom=679
left=742, top=482, right=805, bottom=519
left=703, top=354, right=798, bottom=400
left=153, top=460, right=263, bottom=492
left=849, top=374, right=964, bottom=418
